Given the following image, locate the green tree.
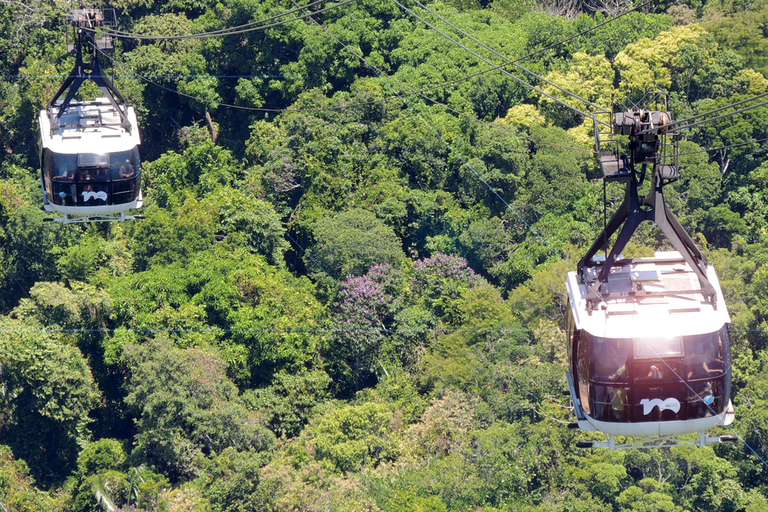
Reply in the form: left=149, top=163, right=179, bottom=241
left=123, top=339, right=275, bottom=482
left=616, top=486, right=685, bottom=512
left=0, top=317, right=100, bottom=486
left=305, top=208, right=406, bottom=279
left=0, top=445, right=59, bottom=512
left=111, top=243, right=325, bottom=382
left=707, top=0, right=768, bottom=77
left=0, top=179, right=79, bottom=312
left=194, top=448, right=269, bottom=512
left=126, top=205, right=214, bottom=272
left=304, top=401, right=401, bottom=473
left=241, top=369, right=332, bottom=437
left=614, top=25, right=716, bottom=101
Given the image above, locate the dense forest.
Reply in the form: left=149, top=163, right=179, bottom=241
left=1, top=0, right=768, bottom=510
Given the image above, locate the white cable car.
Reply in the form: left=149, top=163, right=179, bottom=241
left=566, top=102, right=736, bottom=449
left=39, top=8, right=143, bottom=224
left=565, top=253, right=735, bottom=449
left=40, top=99, right=143, bottom=223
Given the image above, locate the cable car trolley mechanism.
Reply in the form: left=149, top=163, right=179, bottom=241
left=565, top=97, right=736, bottom=449
left=39, top=8, right=143, bottom=224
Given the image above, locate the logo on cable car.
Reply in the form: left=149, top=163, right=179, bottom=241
left=640, top=398, right=681, bottom=415
left=82, top=191, right=108, bottom=202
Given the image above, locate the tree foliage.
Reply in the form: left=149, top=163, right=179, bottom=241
left=0, top=0, right=766, bottom=510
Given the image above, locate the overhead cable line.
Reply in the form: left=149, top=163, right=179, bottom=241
left=321, top=0, right=652, bottom=116
left=514, top=0, right=653, bottom=64
left=104, top=0, right=614, bottom=131
left=102, top=0, right=358, bottom=40
left=111, top=0, right=329, bottom=38
left=7, top=0, right=650, bottom=121
left=408, top=0, right=607, bottom=114
left=673, top=98, right=768, bottom=133
left=389, top=0, right=607, bottom=126
left=81, top=0, right=650, bottom=148
left=677, top=136, right=768, bottom=157
left=294, top=1, right=561, bottom=258
left=91, top=36, right=592, bottom=153
left=102, top=3, right=768, bottom=159
left=636, top=91, right=768, bottom=136
left=670, top=92, right=768, bottom=130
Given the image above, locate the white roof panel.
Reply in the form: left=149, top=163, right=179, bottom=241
left=39, top=98, right=140, bottom=154
left=567, top=252, right=730, bottom=339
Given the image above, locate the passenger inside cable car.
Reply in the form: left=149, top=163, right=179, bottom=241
left=574, top=328, right=731, bottom=424
left=42, top=148, right=141, bottom=207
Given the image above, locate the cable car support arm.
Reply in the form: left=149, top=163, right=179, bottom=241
left=47, top=9, right=132, bottom=133
left=577, top=107, right=717, bottom=310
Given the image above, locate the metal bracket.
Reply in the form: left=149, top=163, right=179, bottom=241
left=578, top=106, right=715, bottom=310
left=45, top=212, right=145, bottom=224
left=47, top=9, right=132, bottom=133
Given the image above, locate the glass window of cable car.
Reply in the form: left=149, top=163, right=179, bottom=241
left=634, top=336, right=684, bottom=360
left=683, top=330, right=727, bottom=380
left=43, top=150, right=77, bottom=206
left=573, top=315, right=591, bottom=416
left=110, top=148, right=141, bottom=204
left=588, top=337, right=631, bottom=422
left=43, top=149, right=141, bottom=207
left=682, top=328, right=731, bottom=419
left=50, top=152, right=77, bottom=180
left=78, top=153, right=109, bottom=169
left=591, top=338, right=630, bottom=383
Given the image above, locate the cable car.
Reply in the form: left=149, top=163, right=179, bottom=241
left=565, top=253, right=735, bottom=449
left=39, top=8, right=143, bottom=223
left=565, top=102, right=735, bottom=448
left=40, top=99, right=143, bottom=223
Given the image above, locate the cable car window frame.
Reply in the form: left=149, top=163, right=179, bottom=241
left=580, top=326, right=732, bottom=423
left=589, top=336, right=630, bottom=384
left=49, top=151, right=77, bottom=180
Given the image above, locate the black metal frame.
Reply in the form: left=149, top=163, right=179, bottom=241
left=577, top=106, right=717, bottom=310
left=47, top=9, right=131, bottom=133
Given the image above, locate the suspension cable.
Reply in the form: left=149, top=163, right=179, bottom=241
left=89, top=33, right=592, bottom=153
left=389, top=0, right=607, bottom=126
left=102, top=0, right=358, bottom=40
left=294, top=1, right=561, bottom=257
left=408, top=0, right=607, bottom=114
left=636, top=92, right=768, bottom=136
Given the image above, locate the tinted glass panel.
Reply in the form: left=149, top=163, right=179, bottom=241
left=581, top=328, right=732, bottom=423
left=110, top=149, right=137, bottom=180
left=590, top=338, right=630, bottom=383
left=78, top=153, right=109, bottom=168
left=590, top=384, right=630, bottom=422
left=51, top=153, right=77, bottom=180
left=44, top=148, right=141, bottom=206
left=684, top=331, right=727, bottom=380
left=634, top=337, right=683, bottom=359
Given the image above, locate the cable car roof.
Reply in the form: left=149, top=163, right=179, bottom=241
left=567, top=251, right=730, bottom=340
left=39, top=98, right=140, bottom=155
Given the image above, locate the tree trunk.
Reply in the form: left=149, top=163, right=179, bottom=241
left=205, top=108, right=218, bottom=144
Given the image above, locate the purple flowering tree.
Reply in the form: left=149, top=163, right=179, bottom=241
left=331, top=256, right=488, bottom=388
left=333, top=264, right=407, bottom=389
left=411, top=253, right=487, bottom=324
